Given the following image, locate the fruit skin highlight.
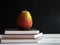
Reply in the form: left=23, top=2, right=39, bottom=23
left=17, top=10, right=33, bottom=30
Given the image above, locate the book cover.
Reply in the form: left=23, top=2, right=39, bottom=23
left=5, top=30, right=40, bottom=34
left=2, top=33, right=43, bottom=39
left=1, top=38, right=38, bottom=43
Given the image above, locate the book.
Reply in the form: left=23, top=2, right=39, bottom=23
left=1, top=38, right=38, bottom=43
left=5, top=30, right=40, bottom=34
left=2, top=33, right=43, bottom=39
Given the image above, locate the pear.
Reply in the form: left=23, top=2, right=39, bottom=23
left=17, top=10, right=33, bottom=30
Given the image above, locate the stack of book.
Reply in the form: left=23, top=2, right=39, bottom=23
left=1, top=29, right=43, bottom=43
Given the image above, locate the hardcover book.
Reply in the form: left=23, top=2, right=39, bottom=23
left=5, top=30, right=40, bottom=34
left=2, top=33, right=43, bottom=39
left=1, top=38, right=39, bottom=43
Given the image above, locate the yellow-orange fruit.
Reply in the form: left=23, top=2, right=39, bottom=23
left=17, top=10, right=33, bottom=30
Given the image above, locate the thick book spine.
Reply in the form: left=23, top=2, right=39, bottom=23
left=5, top=30, right=40, bottom=34
left=2, top=33, right=43, bottom=39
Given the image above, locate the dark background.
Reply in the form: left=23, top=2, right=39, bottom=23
left=0, top=0, right=60, bottom=34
